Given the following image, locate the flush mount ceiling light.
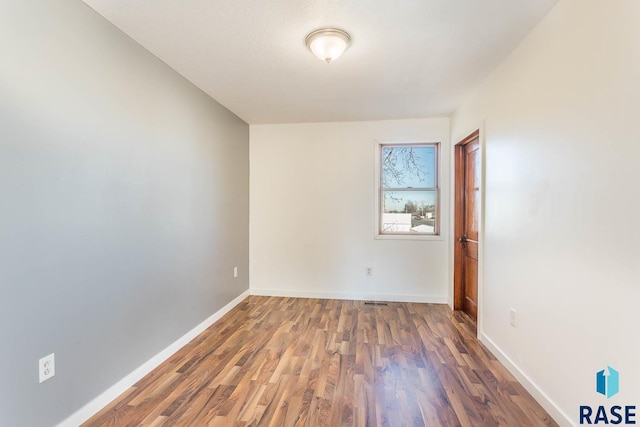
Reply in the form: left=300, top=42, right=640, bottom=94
left=305, top=28, right=351, bottom=63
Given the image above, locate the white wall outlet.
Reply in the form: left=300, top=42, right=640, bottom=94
left=39, top=353, right=55, bottom=383
left=233, top=266, right=238, bottom=278
left=366, top=267, right=372, bottom=276
left=510, top=309, right=517, bottom=328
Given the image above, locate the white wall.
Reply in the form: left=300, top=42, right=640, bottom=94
left=451, top=0, right=640, bottom=425
left=251, top=119, right=450, bottom=302
left=0, top=1, right=249, bottom=426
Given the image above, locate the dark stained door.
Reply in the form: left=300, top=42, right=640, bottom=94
left=455, top=132, right=480, bottom=321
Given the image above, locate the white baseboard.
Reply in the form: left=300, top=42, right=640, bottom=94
left=57, top=290, right=250, bottom=427
left=249, top=288, right=448, bottom=304
left=479, top=333, right=574, bottom=427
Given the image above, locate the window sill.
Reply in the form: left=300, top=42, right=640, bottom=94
left=375, top=233, right=445, bottom=241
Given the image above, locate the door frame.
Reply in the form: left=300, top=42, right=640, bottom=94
left=453, top=129, right=483, bottom=325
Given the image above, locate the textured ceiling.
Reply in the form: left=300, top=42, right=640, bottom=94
left=82, top=0, right=557, bottom=124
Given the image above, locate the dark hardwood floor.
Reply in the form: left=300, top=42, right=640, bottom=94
left=83, top=296, right=557, bottom=426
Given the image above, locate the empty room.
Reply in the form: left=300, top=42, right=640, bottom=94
left=1, top=0, right=638, bottom=426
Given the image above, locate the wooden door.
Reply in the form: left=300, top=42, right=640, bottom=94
left=454, top=131, right=480, bottom=321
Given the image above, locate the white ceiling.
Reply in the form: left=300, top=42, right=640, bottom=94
left=82, top=0, right=557, bottom=124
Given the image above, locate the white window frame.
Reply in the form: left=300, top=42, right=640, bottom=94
left=374, top=140, right=443, bottom=241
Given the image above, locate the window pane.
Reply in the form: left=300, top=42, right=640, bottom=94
left=381, top=146, right=436, bottom=188
left=382, top=191, right=437, bottom=233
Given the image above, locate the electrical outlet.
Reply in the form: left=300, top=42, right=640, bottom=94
left=39, top=353, right=55, bottom=383
left=366, top=267, right=372, bottom=276
left=510, top=309, right=517, bottom=328
left=233, top=267, right=238, bottom=278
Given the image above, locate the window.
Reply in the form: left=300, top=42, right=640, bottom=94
left=378, top=142, right=439, bottom=236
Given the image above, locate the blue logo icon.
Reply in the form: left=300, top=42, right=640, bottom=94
left=596, top=366, right=620, bottom=398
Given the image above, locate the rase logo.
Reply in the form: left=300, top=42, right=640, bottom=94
left=597, top=366, right=620, bottom=399
left=580, top=366, right=636, bottom=425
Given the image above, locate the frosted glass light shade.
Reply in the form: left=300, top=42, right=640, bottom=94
left=305, top=28, right=351, bottom=63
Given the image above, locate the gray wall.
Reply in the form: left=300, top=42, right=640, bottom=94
left=0, top=1, right=249, bottom=426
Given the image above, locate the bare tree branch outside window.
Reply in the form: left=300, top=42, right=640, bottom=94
left=382, top=147, right=428, bottom=188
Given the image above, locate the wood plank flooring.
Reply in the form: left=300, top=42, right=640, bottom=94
left=83, top=296, right=557, bottom=427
